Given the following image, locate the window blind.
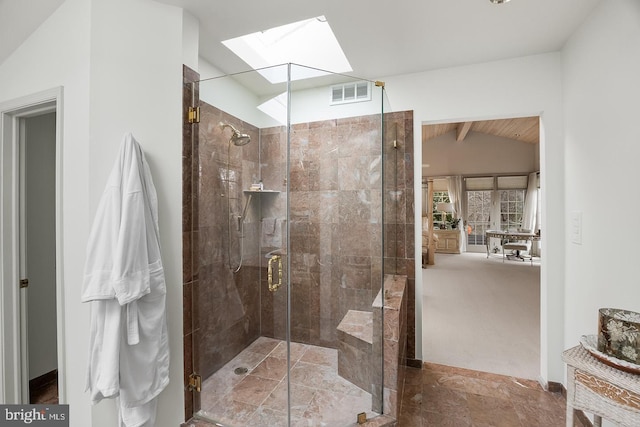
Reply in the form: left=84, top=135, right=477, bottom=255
left=497, top=175, right=527, bottom=189
left=465, top=177, right=493, bottom=191
left=430, top=178, right=449, bottom=192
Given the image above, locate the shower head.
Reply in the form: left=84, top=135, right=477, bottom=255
left=231, top=132, right=251, bottom=146
left=219, top=122, right=251, bottom=146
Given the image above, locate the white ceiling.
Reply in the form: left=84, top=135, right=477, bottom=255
left=1, top=0, right=602, bottom=81
left=0, top=0, right=65, bottom=65
left=156, top=0, right=601, bottom=80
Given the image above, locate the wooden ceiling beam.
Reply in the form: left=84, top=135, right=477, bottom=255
left=423, top=116, right=539, bottom=144
left=456, top=121, right=473, bottom=141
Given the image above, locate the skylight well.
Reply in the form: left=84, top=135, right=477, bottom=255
left=222, top=15, right=352, bottom=83
left=257, top=91, right=288, bottom=125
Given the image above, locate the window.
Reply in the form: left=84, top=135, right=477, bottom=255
left=428, top=178, right=451, bottom=229
left=467, top=190, right=491, bottom=245
left=330, top=81, right=371, bottom=104
left=465, top=177, right=494, bottom=246
left=464, top=175, right=529, bottom=248
left=432, top=191, right=451, bottom=229
left=497, top=176, right=527, bottom=231
left=221, top=15, right=352, bottom=84
left=499, top=190, right=525, bottom=230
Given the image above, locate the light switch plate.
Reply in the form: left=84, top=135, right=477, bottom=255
left=571, top=211, right=582, bottom=245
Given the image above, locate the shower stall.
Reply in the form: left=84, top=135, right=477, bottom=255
left=183, top=63, right=411, bottom=426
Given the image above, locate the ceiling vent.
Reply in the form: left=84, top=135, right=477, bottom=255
left=331, top=81, right=371, bottom=105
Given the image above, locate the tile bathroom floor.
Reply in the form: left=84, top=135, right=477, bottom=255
left=399, top=363, right=585, bottom=427
left=189, top=340, right=584, bottom=427
left=196, top=337, right=378, bottom=427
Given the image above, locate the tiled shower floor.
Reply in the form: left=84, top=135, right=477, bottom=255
left=197, top=337, right=378, bottom=427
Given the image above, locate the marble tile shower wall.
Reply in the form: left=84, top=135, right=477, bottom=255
left=382, top=111, right=416, bottom=363
left=263, top=117, right=385, bottom=348
left=184, top=90, right=416, bottom=415
left=196, top=102, right=262, bottom=380
left=258, top=113, right=415, bottom=350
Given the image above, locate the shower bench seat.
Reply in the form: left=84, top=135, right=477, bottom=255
left=336, top=275, right=407, bottom=419
left=337, top=310, right=373, bottom=392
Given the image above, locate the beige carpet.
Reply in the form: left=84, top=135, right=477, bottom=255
left=422, top=252, right=540, bottom=380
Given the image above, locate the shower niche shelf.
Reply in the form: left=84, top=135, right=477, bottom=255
left=243, top=190, right=280, bottom=194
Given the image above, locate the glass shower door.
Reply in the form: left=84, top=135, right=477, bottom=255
left=187, top=67, right=291, bottom=426
left=186, top=64, right=387, bottom=426
left=285, top=64, right=385, bottom=424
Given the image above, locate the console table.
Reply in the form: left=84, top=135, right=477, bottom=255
left=562, top=345, right=640, bottom=427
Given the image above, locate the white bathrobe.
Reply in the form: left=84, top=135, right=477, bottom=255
left=82, top=133, right=169, bottom=427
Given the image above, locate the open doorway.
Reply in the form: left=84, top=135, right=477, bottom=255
left=421, top=116, right=542, bottom=380
left=0, top=88, right=64, bottom=404
left=23, top=112, right=59, bottom=403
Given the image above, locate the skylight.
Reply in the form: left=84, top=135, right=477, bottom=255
left=222, top=15, right=352, bottom=83
left=257, top=91, right=288, bottom=125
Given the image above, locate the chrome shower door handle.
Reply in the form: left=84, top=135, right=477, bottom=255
left=268, top=254, right=282, bottom=292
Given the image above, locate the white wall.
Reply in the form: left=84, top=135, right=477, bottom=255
left=198, top=59, right=279, bottom=128
left=382, top=52, right=566, bottom=384
left=0, top=0, right=92, bottom=419
left=423, top=130, right=538, bottom=178
left=198, top=59, right=385, bottom=129
left=0, top=0, right=185, bottom=425
left=88, top=0, right=184, bottom=426
left=289, top=78, right=384, bottom=124
left=562, top=0, right=640, bottom=384
left=182, top=12, right=199, bottom=72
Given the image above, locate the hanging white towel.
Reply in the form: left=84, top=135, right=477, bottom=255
left=82, top=133, right=169, bottom=426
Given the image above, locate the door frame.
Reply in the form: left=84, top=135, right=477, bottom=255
left=419, top=114, right=543, bottom=381
left=0, top=87, right=66, bottom=403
